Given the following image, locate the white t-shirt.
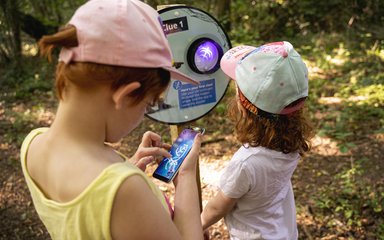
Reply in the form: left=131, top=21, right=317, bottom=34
left=219, top=146, right=299, bottom=240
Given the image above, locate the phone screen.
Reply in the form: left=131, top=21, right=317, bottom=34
left=153, top=127, right=204, bottom=183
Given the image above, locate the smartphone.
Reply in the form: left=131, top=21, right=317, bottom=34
left=153, top=127, right=205, bottom=183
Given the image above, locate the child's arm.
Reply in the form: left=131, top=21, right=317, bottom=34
left=110, top=135, right=203, bottom=240
left=111, top=175, right=182, bottom=239
left=201, top=190, right=238, bottom=230
left=172, top=134, right=204, bottom=240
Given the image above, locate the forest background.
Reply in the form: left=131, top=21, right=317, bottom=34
left=0, top=0, right=383, bottom=239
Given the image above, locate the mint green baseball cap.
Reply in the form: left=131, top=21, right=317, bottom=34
left=220, top=41, right=308, bottom=115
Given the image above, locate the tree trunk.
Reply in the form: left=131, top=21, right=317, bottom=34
left=0, top=0, right=22, bottom=63
left=215, top=0, right=231, bottom=32
left=10, top=0, right=21, bottom=60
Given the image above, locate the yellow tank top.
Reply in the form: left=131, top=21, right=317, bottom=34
left=20, top=128, right=171, bottom=240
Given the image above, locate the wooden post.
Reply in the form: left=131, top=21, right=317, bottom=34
left=170, top=124, right=203, bottom=212
left=157, top=4, right=186, bottom=11
left=158, top=3, right=202, bottom=212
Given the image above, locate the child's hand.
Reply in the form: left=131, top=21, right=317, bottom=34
left=129, top=131, right=171, bottom=171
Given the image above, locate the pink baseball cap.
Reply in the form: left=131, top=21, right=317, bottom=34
left=221, top=41, right=308, bottom=115
left=59, top=0, right=198, bottom=85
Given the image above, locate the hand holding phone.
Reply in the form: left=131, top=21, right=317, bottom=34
left=153, top=127, right=205, bottom=183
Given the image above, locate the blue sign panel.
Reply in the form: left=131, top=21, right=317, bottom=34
left=178, top=79, right=216, bottom=109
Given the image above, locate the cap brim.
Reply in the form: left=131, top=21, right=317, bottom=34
left=220, top=45, right=256, bottom=80
left=280, top=99, right=306, bottom=114
left=164, top=66, right=199, bottom=85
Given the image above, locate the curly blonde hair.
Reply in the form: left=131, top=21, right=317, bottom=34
left=229, top=97, right=314, bottom=155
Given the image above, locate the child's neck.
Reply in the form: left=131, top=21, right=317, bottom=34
left=50, top=96, right=109, bottom=146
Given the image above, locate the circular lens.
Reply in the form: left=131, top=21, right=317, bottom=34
left=194, top=41, right=219, bottom=72
left=187, top=38, right=223, bottom=74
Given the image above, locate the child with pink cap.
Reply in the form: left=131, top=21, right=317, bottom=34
left=20, top=0, right=204, bottom=239
left=201, top=41, right=314, bottom=239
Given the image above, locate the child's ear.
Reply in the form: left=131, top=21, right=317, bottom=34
left=112, top=82, right=141, bottom=109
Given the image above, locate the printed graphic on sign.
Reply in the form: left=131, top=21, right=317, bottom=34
left=162, top=16, right=189, bottom=35
left=178, top=79, right=216, bottom=109
left=173, top=80, right=182, bottom=90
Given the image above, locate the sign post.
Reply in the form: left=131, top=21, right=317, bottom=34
left=151, top=5, right=231, bottom=212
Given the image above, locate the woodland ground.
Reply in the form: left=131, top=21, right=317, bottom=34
left=0, top=79, right=383, bottom=239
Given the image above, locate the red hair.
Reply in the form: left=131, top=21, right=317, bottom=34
left=38, top=25, right=170, bottom=103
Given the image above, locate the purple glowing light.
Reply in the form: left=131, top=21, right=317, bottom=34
left=194, top=40, right=220, bottom=73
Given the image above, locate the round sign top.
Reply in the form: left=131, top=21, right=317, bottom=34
left=146, top=6, right=231, bottom=124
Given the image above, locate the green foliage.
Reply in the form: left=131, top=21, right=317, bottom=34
left=226, top=0, right=384, bottom=46
left=214, top=103, right=227, bottom=115
left=2, top=107, right=34, bottom=145
left=18, top=0, right=85, bottom=25
left=0, top=56, right=55, bottom=146
left=293, top=30, right=384, bottom=152
left=314, top=158, right=384, bottom=236
left=0, top=56, right=55, bottom=100
left=316, top=101, right=383, bottom=152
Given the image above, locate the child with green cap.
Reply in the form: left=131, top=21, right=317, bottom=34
left=201, top=41, right=314, bottom=240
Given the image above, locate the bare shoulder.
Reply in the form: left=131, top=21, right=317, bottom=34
left=25, top=132, right=48, bottom=178
left=25, top=132, right=119, bottom=202
left=110, top=175, right=181, bottom=240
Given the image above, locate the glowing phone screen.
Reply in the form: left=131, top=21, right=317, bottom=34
left=153, top=128, right=198, bottom=183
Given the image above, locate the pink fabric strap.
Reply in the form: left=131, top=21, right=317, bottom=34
left=163, top=193, right=174, bottom=219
